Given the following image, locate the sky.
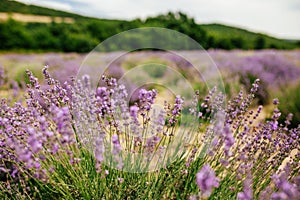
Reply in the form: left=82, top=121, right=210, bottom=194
left=17, top=0, right=300, bottom=39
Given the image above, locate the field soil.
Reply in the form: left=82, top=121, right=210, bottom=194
left=0, top=12, right=74, bottom=23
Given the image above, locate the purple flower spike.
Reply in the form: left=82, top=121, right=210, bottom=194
left=130, top=105, right=139, bottom=119
left=169, top=95, right=184, bottom=126
left=196, top=164, right=219, bottom=198
left=273, top=98, right=279, bottom=105
left=237, top=174, right=253, bottom=200
left=138, top=89, right=157, bottom=116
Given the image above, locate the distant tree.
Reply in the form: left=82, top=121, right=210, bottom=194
left=31, top=27, right=60, bottom=50
left=215, top=38, right=233, bottom=50
left=60, top=32, right=98, bottom=52
left=144, top=12, right=207, bottom=48
left=269, top=43, right=278, bottom=49
left=206, top=36, right=215, bottom=48
left=254, top=36, right=266, bottom=49
left=0, top=19, right=34, bottom=49
left=230, top=37, right=245, bottom=49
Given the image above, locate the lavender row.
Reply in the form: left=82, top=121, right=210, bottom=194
left=0, top=66, right=299, bottom=199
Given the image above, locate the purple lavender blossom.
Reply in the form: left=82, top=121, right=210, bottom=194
left=196, top=164, right=219, bottom=197
left=51, top=106, right=74, bottom=144
left=271, top=169, right=300, bottom=200
left=0, top=57, right=299, bottom=198
left=138, top=89, right=157, bottom=116
left=94, top=136, right=104, bottom=163
left=95, top=87, right=111, bottom=117
left=169, top=95, right=184, bottom=126
left=111, top=134, right=123, bottom=169
left=273, top=98, right=279, bottom=105
left=0, top=65, right=5, bottom=86
left=237, top=174, right=253, bottom=200
left=223, top=124, right=235, bottom=157
left=130, top=105, right=139, bottom=119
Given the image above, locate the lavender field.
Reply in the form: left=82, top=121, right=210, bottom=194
left=0, top=50, right=300, bottom=199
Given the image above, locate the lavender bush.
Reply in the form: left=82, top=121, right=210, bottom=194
left=210, top=50, right=300, bottom=104
left=0, top=66, right=299, bottom=199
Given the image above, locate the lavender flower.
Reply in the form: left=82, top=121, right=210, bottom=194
left=168, top=95, right=184, bottom=126
left=94, top=136, right=105, bottom=172
left=223, top=123, right=235, bottom=157
left=237, top=174, right=253, bottom=200
left=130, top=105, right=139, bottom=121
left=0, top=65, right=5, bottom=86
left=196, top=164, right=219, bottom=197
left=138, top=89, right=157, bottom=116
left=111, top=134, right=123, bottom=169
left=0, top=56, right=299, bottom=199
left=273, top=98, right=279, bottom=105
left=271, top=167, right=300, bottom=200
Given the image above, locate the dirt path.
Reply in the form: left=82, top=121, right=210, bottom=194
left=0, top=12, right=74, bottom=23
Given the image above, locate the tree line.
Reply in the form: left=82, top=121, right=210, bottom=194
left=0, top=12, right=298, bottom=52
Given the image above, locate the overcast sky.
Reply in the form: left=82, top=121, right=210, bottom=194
left=17, top=0, right=300, bottom=39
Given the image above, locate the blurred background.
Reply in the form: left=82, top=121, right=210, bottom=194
left=0, top=0, right=299, bottom=126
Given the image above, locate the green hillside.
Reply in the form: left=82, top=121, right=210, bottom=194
left=200, top=23, right=297, bottom=49
left=0, top=0, right=299, bottom=52
left=0, top=0, right=85, bottom=18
